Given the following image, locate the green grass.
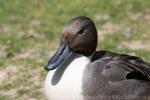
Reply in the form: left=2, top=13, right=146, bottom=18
left=0, top=0, right=150, bottom=100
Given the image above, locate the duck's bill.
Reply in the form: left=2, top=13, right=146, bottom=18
left=44, top=39, right=70, bottom=71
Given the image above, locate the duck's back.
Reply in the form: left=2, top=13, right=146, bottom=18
left=82, top=51, right=150, bottom=100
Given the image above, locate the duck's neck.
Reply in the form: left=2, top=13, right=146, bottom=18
left=51, top=52, right=92, bottom=85
left=44, top=53, right=92, bottom=100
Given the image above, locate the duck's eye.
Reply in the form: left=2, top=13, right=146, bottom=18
left=78, top=29, right=84, bottom=34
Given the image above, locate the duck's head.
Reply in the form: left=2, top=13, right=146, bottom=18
left=44, top=16, right=98, bottom=71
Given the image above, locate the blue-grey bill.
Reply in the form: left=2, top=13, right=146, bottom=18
left=44, top=39, right=70, bottom=71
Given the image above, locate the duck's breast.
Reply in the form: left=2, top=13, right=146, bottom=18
left=44, top=55, right=90, bottom=100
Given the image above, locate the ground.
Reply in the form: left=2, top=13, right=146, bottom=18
left=0, top=0, right=150, bottom=100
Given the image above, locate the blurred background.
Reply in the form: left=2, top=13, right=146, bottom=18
left=0, top=0, right=150, bottom=99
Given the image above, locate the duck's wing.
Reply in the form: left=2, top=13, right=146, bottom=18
left=92, top=51, right=150, bottom=81
left=82, top=51, right=150, bottom=99
left=119, top=53, right=150, bottom=80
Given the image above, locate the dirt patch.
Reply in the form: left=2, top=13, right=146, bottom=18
left=95, top=13, right=110, bottom=21
left=0, top=65, right=19, bottom=85
left=127, top=10, right=150, bottom=24
left=98, top=22, right=119, bottom=40
left=0, top=24, right=11, bottom=34
left=0, top=45, right=8, bottom=58
left=29, top=68, right=43, bottom=87
left=0, top=71, right=7, bottom=84
left=0, top=89, right=17, bottom=98
left=122, top=40, right=150, bottom=50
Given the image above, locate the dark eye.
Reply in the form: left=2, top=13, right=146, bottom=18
left=78, top=28, right=84, bottom=34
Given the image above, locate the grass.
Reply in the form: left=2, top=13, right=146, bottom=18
left=0, top=0, right=150, bottom=100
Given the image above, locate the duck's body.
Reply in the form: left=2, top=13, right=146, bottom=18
left=44, top=16, right=150, bottom=100
left=83, top=51, right=150, bottom=100
left=45, top=53, right=91, bottom=100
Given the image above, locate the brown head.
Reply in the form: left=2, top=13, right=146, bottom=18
left=62, top=16, right=98, bottom=56
left=45, top=16, right=98, bottom=70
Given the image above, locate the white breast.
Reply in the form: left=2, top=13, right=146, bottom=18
left=44, top=55, right=90, bottom=100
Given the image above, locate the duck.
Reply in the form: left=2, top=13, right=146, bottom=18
left=44, top=16, right=150, bottom=100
